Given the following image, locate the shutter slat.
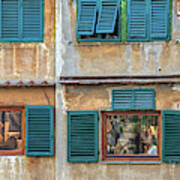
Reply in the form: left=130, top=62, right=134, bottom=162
left=150, top=0, right=169, bottom=39
left=77, top=0, right=97, bottom=35
left=128, top=0, right=148, bottom=41
left=68, top=111, right=98, bottom=162
left=96, top=0, right=119, bottom=33
left=163, top=110, right=180, bottom=162
left=26, top=105, right=54, bottom=156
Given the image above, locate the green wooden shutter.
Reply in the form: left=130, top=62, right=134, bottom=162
left=26, top=105, right=54, bottom=156
left=150, top=0, right=169, bottom=40
left=127, top=0, right=149, bottom=41
left=77, top=0, right=97, bottom=35
left=22, top=0, right=43, bottom=41
left=96, top=0, right=120, bottom=33
left=1, top=0, right=19, bottom=39
left=112, top=89, right=155, bottom=110
left=163, top=110, right=180, bottom=162
left=68, top=111, right=98, bottom=162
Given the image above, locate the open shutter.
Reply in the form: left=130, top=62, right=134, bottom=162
left=127, top=0, right=148, bottom=41
left=112, top=89, right=155, bottom=110
left=163, top=110, right=180, bottom=162
left=22, top=0, right=43, bottom=40
left=77, top=0, right=97, bottom=35
left=26, top=105, right=54, bottom=156
left=96, top=0, right=119, bottom=33
left=1, top=0, right=19, bottom=39
left=150, top=0, right=169, bottom=40
left=68, top=111, right=98, bottom=162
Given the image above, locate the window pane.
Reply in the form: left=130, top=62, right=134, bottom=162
left=106, top=114, right=158, bottom=155
left=0, top=111, right=22, bottom=151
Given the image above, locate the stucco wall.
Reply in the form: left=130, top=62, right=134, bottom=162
left=58, top=0, right=180, bottom=77
left=56, top=83, right=180, bottom=180
left=0, top=0, right=55, bottom=81
left=0, top=87, right=55, bottom=180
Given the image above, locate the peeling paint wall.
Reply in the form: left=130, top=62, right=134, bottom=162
left=56, top=83, right=180, bottom=180
left=0, top=87, right=55, bottom=180
left=59, top=0, right=180, bottom=76
left=0, top=0, right=55, bottom=81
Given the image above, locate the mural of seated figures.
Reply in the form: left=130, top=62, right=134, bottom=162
left=102, top=111, right=161, bottom=162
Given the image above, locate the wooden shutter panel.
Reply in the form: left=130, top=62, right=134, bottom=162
left=77, top=0, right=97, bottom=35
left=22, top=0, right=43, bottom=40
left=112, top=89, right=155, bottom=110
left=1, top=0, right=19, bottom=39
left=163, top=110, right=180, bottom=162
left=96, top=0, right=119, bottom=33
left=112, top=89, right=133, bottom=110
left=150, top=0, right=169, bottom=40
left=134, top=89, right=155, bottom=110
left=68, top=111, right=98, bottom=162
left=26, top=105, right=54, bottom=156
left=127, top=0, right=148, bottom=41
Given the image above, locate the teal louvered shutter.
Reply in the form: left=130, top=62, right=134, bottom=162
left=134, top=89, right=155, bottom=110
left=127, top=0, right=148, bottom=41
left=77, top=0, right=97, bottom=35
left=68, top=111, right=98, bottom=162
left=150, top=0, right=169, bottom=40
left=26, top=105, right=54, bottom=156
left=163, top=110, right=180, bottom=162
left=1, top=0, right=19, bottom=39
left=96, top=0, right=120, bottom=33
left=22, top=0, right=43, bottom=41
left=112, top=89, right=155, bottom=110
left=112, top=89, right=133, bottom=110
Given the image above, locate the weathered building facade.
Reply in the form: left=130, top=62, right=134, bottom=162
left=0, top=0, right=56, bottom=179
left=56, top=0, right=180, bottom=179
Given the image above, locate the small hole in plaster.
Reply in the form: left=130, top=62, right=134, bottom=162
left=158, top=67, right=162, bottom=72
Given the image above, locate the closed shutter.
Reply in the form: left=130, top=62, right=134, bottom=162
left=1, top=0, right=19, bottom=39
left=150, top=0, right=169, bottom=40
left=163, top=110, right=180, bottom=162
left=134, top=89, right=155, bottom=110
left=77, top=0, right=97, bottom=35
left=112, top=89, right=133, bottom=110
left=26, top=106, right=54, bottom=156
left=112, top=89, right=155, bottom=110
left=96, top=0, right=119, bottom=33
left=127, top=0, right=148, bottom=41
left=68, top=111, right=98, bottom=162
left=22, top=0, right=43, bottom=40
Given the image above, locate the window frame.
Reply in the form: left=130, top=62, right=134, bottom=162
left=77, top=0, right=121, bottom=42
left=101, top=110, right=162, bottom=163
left=0, top=106, right=25, bottom=155
left=0, top=0, right=44, bottom=43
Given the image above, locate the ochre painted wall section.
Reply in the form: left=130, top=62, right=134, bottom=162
left=0, top=87, right=55, bottom=180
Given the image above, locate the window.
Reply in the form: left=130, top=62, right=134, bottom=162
left=0, top=106, right=25, bottom=155
left=67, top=111, right=98, bottom=162
left=77, top=0, right=121, bottom=42
left=0, top=0, right=44, bottom=42
left=102, top=110, right=161, bottom=162
left=128, top=0, right=170, bottom=41
left=0, top=105, right=54, bottom=156
left=76, top=0, right=171, bottom=42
